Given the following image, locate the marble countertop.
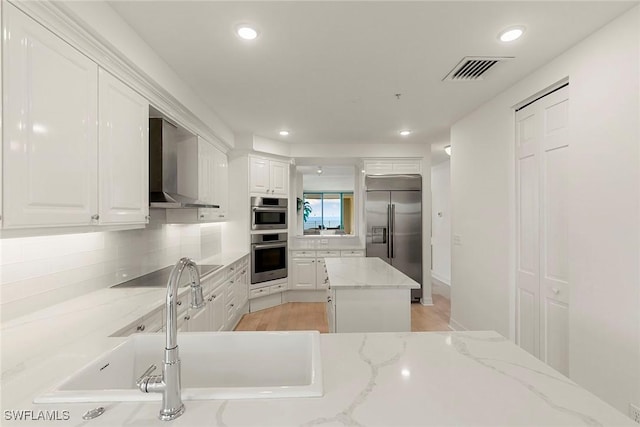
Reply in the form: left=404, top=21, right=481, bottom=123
left=325, top=257, right=420, bottom=289
left=0, top=331, right=633, bottom=426
left=0, top=250, right=249, bottom=408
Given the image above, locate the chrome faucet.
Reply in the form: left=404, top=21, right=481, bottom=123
left=136, top=257, right=205, bottom=421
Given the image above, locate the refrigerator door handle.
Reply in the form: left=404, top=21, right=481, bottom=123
left=391, top=204, right=395, bottom=258
left=387, top=204, right=392, bottom=259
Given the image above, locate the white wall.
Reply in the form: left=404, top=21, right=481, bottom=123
left=450, top=6, right=640, bottom=414
left=431, top=160, right=451, bottom=285
left=0, top=222, right=223, bottom=322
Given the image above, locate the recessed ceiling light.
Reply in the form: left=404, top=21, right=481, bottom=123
left=279, top=130, right=290, bottom=136
left=237, top=25, right=258, bottom=40
left=499, top=26, right=525, bottom=42
left=400, top=130, right=412, bottom=136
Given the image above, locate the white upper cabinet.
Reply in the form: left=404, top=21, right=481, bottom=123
left=250, top=156, right=289, bottom=196
left=363, top=159, right=421, bottom=176
left=249, top=157, right=270, bottom=194
left=212, top=147, right=229, bottom=218
left=98, top=69, right=149, bottom=225
left=197, top=137, right=228, bottom=221
left=3, top=4, right=98, bottom=228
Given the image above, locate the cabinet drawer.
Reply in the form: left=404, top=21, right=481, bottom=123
left=250, top=287, right=270, bottom=299
left=317, top=250, right=340, bottom=258
left=269, top=283, right=287, bottom=294
left=291, top=250, right=316, bottom=258
left=340, top=249, right=365, bottom=257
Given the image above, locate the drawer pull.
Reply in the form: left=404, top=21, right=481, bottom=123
left=184, top=315, right=191, bottom=321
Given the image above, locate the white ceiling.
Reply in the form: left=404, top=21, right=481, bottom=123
left=109, top=1, right=636, bottom=146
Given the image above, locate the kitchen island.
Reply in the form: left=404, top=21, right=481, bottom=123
left=325, top=257, right=420, bottom=332
left=0, top=331, right=634, bottom=426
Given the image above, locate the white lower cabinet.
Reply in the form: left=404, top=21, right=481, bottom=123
left=291, top=258, right=317, bottom=290
left=111, top=256, right=249, bottom=336
left=290, top=250, right=363, bottom=291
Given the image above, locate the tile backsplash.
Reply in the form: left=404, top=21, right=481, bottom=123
left=0, top=222, right=223, bottom=322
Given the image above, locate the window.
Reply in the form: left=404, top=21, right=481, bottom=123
left=303, top=192, right=354, bottom=234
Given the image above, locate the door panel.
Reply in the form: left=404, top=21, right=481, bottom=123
left=98, top=69, right=148, bottom=224
left=390, top=190, right=422, bottom=287
left=365, top=191, right=391, bottom=264
left=516, top=108, right=540, bottom=357
left=541, top=297, right=569, bottom=375
left=517, top=288, right=537, bottom=356
left=3, top=4, right=98, bottom=227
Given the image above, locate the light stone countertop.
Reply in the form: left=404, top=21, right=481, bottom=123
left=325, top=257, right=420, bottom=289
left=0, top=250, right=249, bottom=409
left=0, top=331, right=634, bottom=426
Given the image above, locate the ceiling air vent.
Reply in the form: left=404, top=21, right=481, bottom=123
left=443, top=56, right=513, bottom=81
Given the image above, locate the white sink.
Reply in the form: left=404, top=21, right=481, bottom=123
left=35, top=331, right=323, bottom=403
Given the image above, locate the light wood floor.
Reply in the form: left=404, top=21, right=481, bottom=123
left=234, top=295, right=451, bottom=333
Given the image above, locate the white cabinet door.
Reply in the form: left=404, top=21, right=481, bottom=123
left=198, top=139, right=215, bottom=204
left=316, top=258, right=329, bottom=290
left=291, top=258, right=316, bottom=290
left=98, top=69, right=149, bottom=225
left=250, top=157, right=270, bottom=194
left=187, top=304, right=209, bottom=332
left=270, top=160, right=289, bottom=195
left=212, top=147, right=228, bottom=219
left=209, top=287, right=225, bottom=331
left=3, top=4, right=98, bottom=228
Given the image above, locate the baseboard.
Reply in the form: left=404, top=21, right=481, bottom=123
left=430, top=271, right=450, bottom=286
left=284, top=290, right=326, bottom=303
left=420, top=296, right=433, bottom=306
left=430, top=273, right=451, bottom=300
left=249, top=293, right=283, bottom=312
left=449, top=317, right=467, bottom=331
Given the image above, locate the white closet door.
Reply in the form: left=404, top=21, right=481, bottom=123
left=515, top=85, right=570, bottom=375
left=3, top=4, right=98, bottom=228
left=515, top=104, right=541, bottom=358
left=539, top=88, right=570, bottom=375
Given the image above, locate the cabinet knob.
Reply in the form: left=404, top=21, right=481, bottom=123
left=91, top=214, right=99, bottom=221
left=552, top=288, right=560, bottom=295
left=200, top=214, right=205, bottom=219
left=184, top=315, right=191, bottom=321
left=230, top=303, right=235, bottom=307
left=136, top=324, right=146, bottom=332
left=177, top=301, right=182, bottom=306
left=219, top=215, right=225, bottom=218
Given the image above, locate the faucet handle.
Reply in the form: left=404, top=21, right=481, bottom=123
left=136, top=364, right=157, bottom=388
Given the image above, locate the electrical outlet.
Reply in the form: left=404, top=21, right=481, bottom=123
left=630, top=403, right=640, bottom=423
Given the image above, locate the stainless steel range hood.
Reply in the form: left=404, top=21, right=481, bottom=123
left=149, top=118, right=219, bottom=209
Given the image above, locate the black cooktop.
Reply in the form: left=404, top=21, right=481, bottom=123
left=111, top=264, right=223, bottom=288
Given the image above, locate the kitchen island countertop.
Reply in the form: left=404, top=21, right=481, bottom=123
left=325, top=256, right=420, bottom=289
left=0, top=331, right=633, bottom=426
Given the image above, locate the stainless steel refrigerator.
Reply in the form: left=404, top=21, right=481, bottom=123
left=365, top=174, right=422, bottom=301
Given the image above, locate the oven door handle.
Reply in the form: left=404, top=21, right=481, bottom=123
left=252, top=243, right=286, bottom=250
left=252, top=207, right=287, bottom=212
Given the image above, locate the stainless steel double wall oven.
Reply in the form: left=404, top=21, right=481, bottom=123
left=250, top=197, right=288, bottom=285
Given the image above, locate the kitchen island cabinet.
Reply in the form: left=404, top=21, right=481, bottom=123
left=325, top=257, right=419, bottom=333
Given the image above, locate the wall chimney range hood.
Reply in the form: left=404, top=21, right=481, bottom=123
left=149, top=118, right=219, bottom=209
